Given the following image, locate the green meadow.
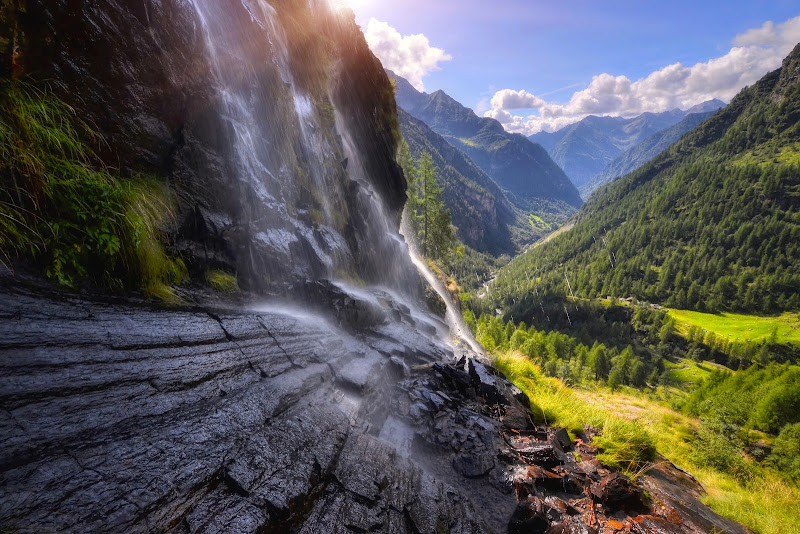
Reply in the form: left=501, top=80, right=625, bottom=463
left=669, top=309, right=800, bottom=345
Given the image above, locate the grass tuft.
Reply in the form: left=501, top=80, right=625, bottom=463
left=593, top=417, right=656, bottom=472
left=0, top=78, right=183, bottom=300
left=205, top=270, right=239, bottom=293
left=494, top=352, right=655, bottom=472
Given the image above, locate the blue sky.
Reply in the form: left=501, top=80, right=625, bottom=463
left=342, top=0, right=800, bottom=133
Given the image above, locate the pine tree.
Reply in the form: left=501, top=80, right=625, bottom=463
left=418, top=152, right=438, bottom=256
left=398, top=139, right=422, bottom=236
left=608, top=368, right=623, bottom=391
left=594, top=347, right=611, bottom=380
left=405, top=150, right=458, bottom=261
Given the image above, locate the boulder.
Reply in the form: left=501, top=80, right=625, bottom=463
left=589, top=473, right=649, bottom=514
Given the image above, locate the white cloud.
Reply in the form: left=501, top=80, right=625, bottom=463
left=733, top=17, right=800, bottom=48
left=490, top=89, right=545, bottom=110
left=364, top=19, right=451, bottom=92
left=488, top=16, right=800, bottom=135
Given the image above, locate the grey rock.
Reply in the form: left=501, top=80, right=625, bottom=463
left=453, top=454, right=496, bottom=478
left=468, top=358, right=508, bottom=405
left=0, top=283, right=483, bottom=533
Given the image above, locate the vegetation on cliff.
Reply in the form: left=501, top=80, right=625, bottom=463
left=0, top=79, right=185, bottom=297
left=398, top=140, right=462, bottom=263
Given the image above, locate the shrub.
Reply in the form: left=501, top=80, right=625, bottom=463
left=767, top=422, right=800, bottom=481
left=593, top=417, right=657, bottom=472
left=0, top=78, right=184, bottom=297
left=750, top=369, right=800, bottom=433
left=692, top=414, right=753, bottom=482
left=608, top=368, right=623, bottom=391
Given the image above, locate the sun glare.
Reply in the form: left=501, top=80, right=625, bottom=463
left=329, top=0, right=371, bottom=14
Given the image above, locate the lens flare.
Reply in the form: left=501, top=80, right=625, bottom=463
left=328, top=0, right=371, bottom=14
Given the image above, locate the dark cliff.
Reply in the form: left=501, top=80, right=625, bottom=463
left=2, top=0, right=406, bottom=291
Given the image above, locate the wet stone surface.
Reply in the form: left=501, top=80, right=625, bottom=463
left=0, top=279, right=753, bottom=533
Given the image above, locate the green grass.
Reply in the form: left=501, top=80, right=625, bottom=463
left=528, top=214, right=551, bottom=231
left=665, top=358, right=730, bottom=385
left=494, top=352, right=656, bottom=472
left=205, top=270, right=239, bottom=293
left=581, top=388, right=800, bottom=534
left=455, top=137, right=478, bottom=147
left=669, top=309, right=800, bottom=344
left=494, top=352, right=800, bottom=534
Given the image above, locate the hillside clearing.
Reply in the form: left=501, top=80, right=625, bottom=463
left=669, top=309, right=800, bottom=344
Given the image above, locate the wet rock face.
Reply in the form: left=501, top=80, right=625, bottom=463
left=589, top=473, right=649, bottom=514
left=0, top=277, right=479, bottom=533
left=0, top=278, right=755, bottom=533
left=4, top=0, right=406, bottom=291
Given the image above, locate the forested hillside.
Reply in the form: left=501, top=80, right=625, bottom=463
left=398, top=109, right=552, bottom=255
left=477, top=44, right=800, bottom=319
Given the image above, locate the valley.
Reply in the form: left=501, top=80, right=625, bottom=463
left=395, top=31, right=800, bottom=534
left=1, top=1, right=798, bottom=533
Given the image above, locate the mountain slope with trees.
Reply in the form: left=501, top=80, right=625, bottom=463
left=477, top=44, right=800, bottom=319
left=391, top=71, right=583, bottom=210
left=398, top=109, right=549, bottom=255
left=580, top=109, right=719, bottom=199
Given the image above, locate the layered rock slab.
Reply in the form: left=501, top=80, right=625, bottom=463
left=0, top=279, right=482, bottom=533
left=0, top=278, right=754, bottom=534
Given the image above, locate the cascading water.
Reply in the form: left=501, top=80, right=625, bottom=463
left=401, top=211, right=487, bottom=358
left=185, top=0, right=419, bottom=295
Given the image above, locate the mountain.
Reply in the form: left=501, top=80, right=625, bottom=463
left=391, top=71, right=583, bottom=209
left=399, top=109, right=548, bottom=255
left=579, top=109, right=719, bottom=198
left=529, top=100, right=726, bottom=189
left=481, top=45, right=800, bottom=317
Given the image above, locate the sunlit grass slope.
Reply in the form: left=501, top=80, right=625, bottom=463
left=669, top=309, right=800, bottom=344
left=494, top=351, right=800, bottom=534
left=664, top=358, right=730, bottom=385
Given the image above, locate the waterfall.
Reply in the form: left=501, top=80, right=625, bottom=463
left=401, top=211, right=487, bottom=359
left=185, top=0, right=418, bottom=294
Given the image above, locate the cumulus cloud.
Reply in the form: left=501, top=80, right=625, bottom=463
left=490, top=89, right=546, bottom=110
left=364, top=19, right=451, bottom=91
left=488, top=16, right=800, bottom=135
left=733, top=17, right=800, bottom=48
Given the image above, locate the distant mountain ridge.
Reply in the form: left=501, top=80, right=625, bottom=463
left=579, top=109, right=719, bottom=198
left=399, top=109, right=523, bottom=255
left=398, top=109, right=575, bottom=255
left=390, top=71, right=583, bottom=209
left=529, top=99, right=726, bottom=190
